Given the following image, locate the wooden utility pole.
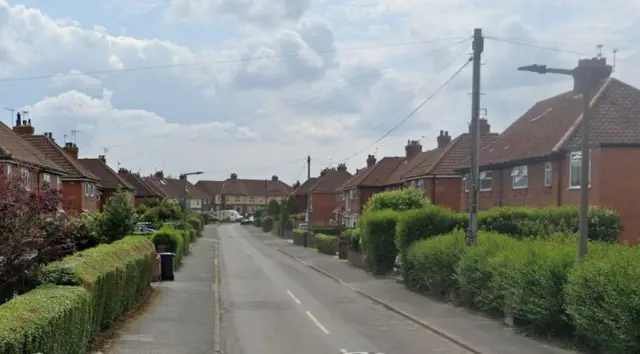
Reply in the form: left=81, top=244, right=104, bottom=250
left=306, top=155, right=313, bottom=229
left=468, top=28, right=484, bottom=246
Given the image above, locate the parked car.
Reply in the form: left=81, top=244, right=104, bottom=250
left=240, top=218, right=251, bottom=225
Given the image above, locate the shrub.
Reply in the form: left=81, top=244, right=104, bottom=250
left=151, top=227, right=184, bottom=265
left=262, top=216, right=274, bottom=232
left=311, top=227, right=344, bottom=236
left=293, top=228, right=307, bottom=246
left=564, top=244, right=640, bottom=353
left=267, top=200, right=280, bottom=217
left=39, top=236, right=155, bottom=333
left=95, top=187, right=136, bottom=244
left=0, top=285, right=92, bottom=354
left=315, top=234, right=339, bottom=255
left=284, top=217, right=294, bottom=231
left=396, top=206, right=464, bottom=266
left=364, top=188, right=428, bottom=213
left=187, top=217, right=203, bottom=236
left=254, top=217, right=262, bottom=227
left=404, top=230, right=466, bottom=297
left=360, top=210, right=400, bottom=275
left=346, top=228, right=361, bottom=251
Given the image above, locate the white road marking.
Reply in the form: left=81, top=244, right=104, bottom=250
left=286, top=289, right=301, bottom=304
left=306, top=311, right=330, bottom=334
left=339, top=349, right=348, bottom=354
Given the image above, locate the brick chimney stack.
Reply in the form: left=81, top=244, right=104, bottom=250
left=366, top=154, right=377, bottom=167
left=405, top=139, right=422, bottom=160
left=230, top=173, right=238, bottom=180
left=573, top=57, right=613, bottom=94
left=12, top=113, right=35, bottom=135
left=154, top=171, right=164, bottom=179
left=336, top=163, right=347, bottom=172
left=118, top=168, right=129, bottom=176
left=436, top=130, right=451, bottom=148
left=479, top=118, right=491, bottom=135
left=98, top=155, right=106, bottom=163
left=62, top=142, right=79, bottom=159
left=271, top=175, right=279, bottom=181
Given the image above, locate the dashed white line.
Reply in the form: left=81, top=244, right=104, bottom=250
left=306, top=311, right=330, bottom=334
left=286, top=289, right=301, bottom=304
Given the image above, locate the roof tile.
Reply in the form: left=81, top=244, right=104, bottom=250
left=21, top=135, right=99, bottom=181
left=79, top=158, right=135, bottom=190
left=0, top=123, right=66, bottom=173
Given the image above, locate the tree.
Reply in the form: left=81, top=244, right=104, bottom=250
left=292, top=180, right=301, bottom=189
left=284, top=195, right=296, bottom=214
left=267, top=199, right=280, bottom=218
left=96, top=187, right=136, bottom=244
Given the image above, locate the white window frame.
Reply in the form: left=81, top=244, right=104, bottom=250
left=569, top=151, right=591, bottom=189
left=417, top=179, right=425, bottom=191
left=43, top=173, right=51, bottom=185
left=6, top=164, right=12, bottom=176
left=544, top=162, right=552, bottom=187
left=479, top=171, right=492, bottom=191
left=22, top=169, right=31, bottom=190
left=463, top=174, right=469, bottom=192
left=511, top=165, right=528, bottom=189
left=349, top=189, right=356, bottom=200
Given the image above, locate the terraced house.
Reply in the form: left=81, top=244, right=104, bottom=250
left=194, top=180, right=223, bottom=211
left=296, top=164, right=351, bottom=226
left=117, top=168, right=164, bottom=206
left=145, top=171, right=209, bottom=213
left=79, top=155, right=135, bottom=211
left=457, top=57, right=640, bottom=244
left=0, top=118, right=67, bottom=191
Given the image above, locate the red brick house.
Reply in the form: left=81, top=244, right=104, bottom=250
left=457, top=57, right=640, bottom=244
left=0, top=118, right=67, bottom=192
left=304, top=164, right=351, bottom=227
left=80, top=156, right=135, bottom=211
left=216, top=174, right=293, bottom=215
left=335, top=155, right=405, bottom=227
left=145, top=173, right=209, bottom=213
left=195, top=180, right=224, bottom=211
left=382, top=139, right=424, bottom=190
left=117, top=168, right=163, bottom=206
left=402, top=124, right=498, bottom=211
left=293, top=177, right=319, bottom=214
left=20, top=132, right=102, bottom=214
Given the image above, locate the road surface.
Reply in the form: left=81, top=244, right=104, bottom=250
left=219, top=224, right=471, bottom=354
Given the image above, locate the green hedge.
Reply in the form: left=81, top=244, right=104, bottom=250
left=187, top=217, right=203, bottom=236
left=39, top=236, right=156, bottom=333
left=364, top=188, right=428, bottom=213
left=0, top=285, right=92, bottom=354
left=310, top=227, right=344, bottom=236
left=262, top=216, right=274, bottom=232
left=151, top=226, right=185, bottom=265
left=315, top=234, right=339, bottom=255
left=293, top=228, right=307, bottom=246
left=345, top=228, right=361, bottom=251
left=254, top=217, right=262, bottom=227
left=360, top=210, right=400, bottom=275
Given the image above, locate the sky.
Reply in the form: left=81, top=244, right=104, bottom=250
left=1, top=0, right=639, bottom=185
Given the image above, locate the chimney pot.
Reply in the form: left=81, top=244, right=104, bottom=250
left=405, top=139, right=422, bottom=160
left=479, top=118, right=491, bottom=135
left=62, top=141, right=79, bottom=159
left=366, top=154, right=377, bottom=167
left=230, top=173, right=238, bottom=180
left=573, top=57, right=613, bottom=94
left=437, top=130, right=452, bottom=148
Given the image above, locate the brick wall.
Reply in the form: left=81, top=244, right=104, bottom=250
left=310, top=192, right=336, bottom=226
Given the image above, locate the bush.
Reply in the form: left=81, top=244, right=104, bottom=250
left=39, top=236, right=155, bottom=333
left=311, top=227, right=344, bottom=236
left=360, top=210, right=400, bottom=275
left=346, top=228, right=361, bottom=251
left=0, top=285, right=92, bottom=354
left=396, top=206, right=464, bottom=267
left=151, top=227, right=184, bottom=265
left=95, top=187, right=136, bottom=244
left=477, top=206, right=620, bottom=242
left=284, top=217, right=294, bottom=231
left=315, top=234, right=339, bottom=255
left=404, top=230, right=466, bottom=297
left=262, top=216, right=274, bottom=232
left=364, top=188, right=428, bottom=213
left=254, top=217, right=262, bottom=227
left=293, top=229, right=307, bottom=246
left=187, top=217, right=203, bottom=236
left=564, top=244, right=640, bottom=353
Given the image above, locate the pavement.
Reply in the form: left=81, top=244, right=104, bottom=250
left=221, top=223, right=472, bottom=354
left=248, top=227, right=579, bottom=354
left=102, top=225, right=220, bottom=354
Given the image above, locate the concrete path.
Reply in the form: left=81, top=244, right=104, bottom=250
left=249, top=227, right=579, bottom=354
left=103, top=225, right=219, bottom=354
left=221, top=223, right=471, bottom=354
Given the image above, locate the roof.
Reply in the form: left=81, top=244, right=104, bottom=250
left=119, top=172, right=160, bottom=198
left=341, top=157, right=405, bottom=189
left=21, top=135, right=100, bottom=181
left=142, top=177, right=169, bottom=198
left=311, top=169, right=352, bottom=193
left=221, top=178, right=293, bottom=196
left=195, top=180, right=224, bottom=197
left=0, top=123, right=67, bottom=174
left=147, top=178, right=208, bottom=199
left=79, top=158, right=135, bottom=190
left=385, top=152, right=429, bottom=186
left=462, top=77, right=640, bottom=169
left=294, top=177, right=319, bottom=195
left=405, top=132, right=498, bottom=179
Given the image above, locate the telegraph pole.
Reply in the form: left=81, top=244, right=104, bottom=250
left=306, top=155, right=313, bottom=229
left=468, top=28, right=484, bottom=246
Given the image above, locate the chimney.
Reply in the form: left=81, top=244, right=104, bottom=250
left=154, top=171, right=164, bottom=179
left=573, top=57, right=613, bottom=94
left=118, top=168, right=129, bottom=176
left=436, top=130, right=452, bottom=148
left=44, top=132, right=54, bottom=140
left=12, top=113, right=35, bottom=135
left=405, top=139, right=422, bottom=160
left=98, top=155, right=106, bottom=163
left=366, top=154, right=377, bottom=167
left=336, top=163, right=347, bottom=172
left=271, top=175, right=279, bottom=181
left=230, top=173, right=238, bottom=180
left=479, top=118, right=491, bottom=135
left=179, top=174, right=187, bottom=180
left=62, top=142, right=79, bottom=159
left=320, top=168, right=331, bottom=177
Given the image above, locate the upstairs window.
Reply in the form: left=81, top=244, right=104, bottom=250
left=511, top=166, right=528, bottom=189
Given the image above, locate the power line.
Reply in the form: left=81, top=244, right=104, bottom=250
left=321, top=56, right=472, bottom=166
left=485, top=36, right=589, bottom=56
left=0, top=37, right=469, bottom=84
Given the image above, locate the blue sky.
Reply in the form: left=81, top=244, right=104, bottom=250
left=1, top=0, right=638, bottom=183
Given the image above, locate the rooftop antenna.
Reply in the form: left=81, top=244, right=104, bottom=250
left=374, top=147, right=378, bottom=156
left=117, top=161, right=121, bottom=169
left=421, top=135, right=425, bottom=146
left=103, top=147, right=109, bottom=156
left=612, top=48, right=619, bottom=73
left=63, top=134, right=68, bottom=143
left=70, top=129, right=80, bottom=144
left=596, top=44, right=603, bottom=58
left=481, top=108, right=488, bottom=119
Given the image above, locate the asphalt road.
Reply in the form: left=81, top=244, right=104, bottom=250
left=219, top=224, right=472, bottom=354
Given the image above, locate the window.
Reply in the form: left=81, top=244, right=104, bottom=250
left=511, top=166, right=528, bottom=189
left=85, top=182, right=89, bottom=197
left=569, top=151, right=591, bottom=188
left=410, top=180, right=417, bottom=188
left=349, top=189, right=356, bottom=200
left=417, top=179, right=425, bottom=191
left=234, top=195, right=241, bottom=202
left=43, top=173, right=51, bottom=185
left=463, top=174, right=469, bottom=192
left=6, top=164, right=11, bottom=176
left=22, top=169, right=31, bottom=190
left=479, top=171, right=492, bottom=191
left=544, top=162, right=552, bottom=187
left=248, top=196, right=254, bottom=202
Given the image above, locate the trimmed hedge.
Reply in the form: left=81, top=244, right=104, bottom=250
left=360, top=210, right=400, bottom=275
left=345, top=227, right=361, bottom=251
left=151, top=226, right=185, bottom=265
left=0, top=285, right=92, bottom=354
left=262, top=216, right=274, bottom=232
left=315, top=234, right=339, bottom=255
left=293, top=228, right=307, bottom=246
left=364, top=188, right=428, bottom=213
left=187, top=217, right=203, bottom=236
left=310, top=227, right=344, bottom=236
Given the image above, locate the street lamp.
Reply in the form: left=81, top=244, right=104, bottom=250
left=180, top=171, right=204, bottom=232
left=518, top=59, right=611, bottom=260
